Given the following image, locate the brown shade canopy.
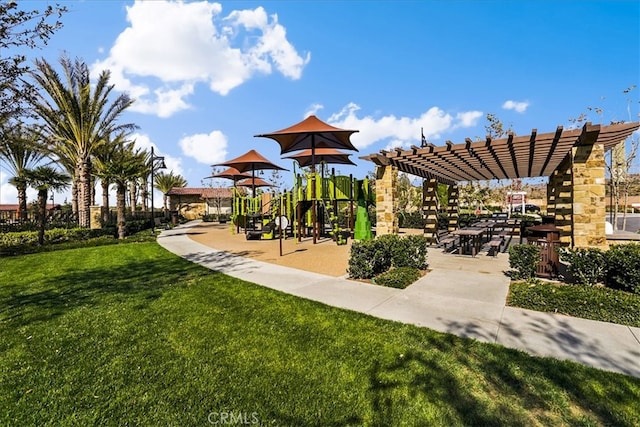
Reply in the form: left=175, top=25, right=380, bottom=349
left=284, top=147, right=356, bottom=167
left=235, top=177, right=274, bottom=188
left=254, top=115, right=359, bottom=154
left=214, top=149, right=288, bottom=173
left=204, top=166, right=251, bottom=182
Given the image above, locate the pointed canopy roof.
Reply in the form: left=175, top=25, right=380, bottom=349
left=284, top=147, right=356, bottom=167
left=236, top=177, right=274, bottom=188
left=204, top=166, right=251, bottom=182
left=214, top=149, right=287, bottom=173
left=254, top=115, right=359, bottom=154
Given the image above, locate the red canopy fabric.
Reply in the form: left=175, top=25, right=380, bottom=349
left=284, top=147, right=355, bottom=167
left=254, top=115, right=359, bottom=154
left=214, top=149, right=288, bottom=173
left=235, top=177, right=274, bottom=188
left=204, top=166, right=251, bottom=181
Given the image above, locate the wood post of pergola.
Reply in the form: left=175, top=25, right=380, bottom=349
left=447, top=185, right=460, bottom=232
left=422, top=178, right=439, bottom=243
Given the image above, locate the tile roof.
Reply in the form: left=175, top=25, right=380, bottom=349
left=166, top=187, right=233, bottom=198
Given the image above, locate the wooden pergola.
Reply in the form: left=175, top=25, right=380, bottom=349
left=363, top=122, right=640, bottom=185
left=363, top=121, right=640, bottom=248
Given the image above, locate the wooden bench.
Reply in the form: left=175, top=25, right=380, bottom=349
left=488, top=238, right=503, bottom=256
left=440, top=236, right=458, bottom=252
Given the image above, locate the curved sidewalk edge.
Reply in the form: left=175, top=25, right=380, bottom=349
left=158, top=222, right=640, bottom=379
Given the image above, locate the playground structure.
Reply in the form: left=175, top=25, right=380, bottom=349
left=230, top=168, right=375, bottom=244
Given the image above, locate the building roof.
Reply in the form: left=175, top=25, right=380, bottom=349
left=166, top=187, right=233, bottom=198
left=0, top=204, right=60, bottom=211
left=362, top=122, right=640, bottom=185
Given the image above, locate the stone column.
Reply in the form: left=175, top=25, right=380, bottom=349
left=375, top=165, right=398, bottom=236
left=89, top=205, right=102, bottom=229
left=572, top=143, right=607, bottom=248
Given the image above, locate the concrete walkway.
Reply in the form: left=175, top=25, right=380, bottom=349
left=158, top=222, right=640, bottom=379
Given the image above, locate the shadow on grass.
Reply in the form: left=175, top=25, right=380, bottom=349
left=0, top=255, right=211, bottom=329
left=368, top=332, right=640, bottom=426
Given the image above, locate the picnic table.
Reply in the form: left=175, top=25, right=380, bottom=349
left=451, top=227, right=485, bottom=257
left=471, top=220, right=497, bottom=240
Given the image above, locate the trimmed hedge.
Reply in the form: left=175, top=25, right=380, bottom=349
left=605, top=243, right=640, bottom=294
left=348, top=234, right=428, bottom=280
left=557, top=247, right=606, bottom=286
left=508, top=244, right=541, bottom=280
left=374, top=267, right=422, bottom=289
left=0, top=228, right=114, bottom=255
left=347, top=239, right=391, bottom=280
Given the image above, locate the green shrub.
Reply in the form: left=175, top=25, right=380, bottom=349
left=124, top=219, right=153, bottom=235
left=347, top=239, right=391, bottom=279
left=348, top=234, right=428, bottom=279
left=374, top=267, right=422, bottom=289
left=0, top=228, right=113, bottom=255
left=508, top=244, right=541, bottom=280
left=557, top=247, right=606, bottom=286
left=605, top=243, right=640, bottom=294
left=397, top=211, right=425, bottom=229
left=398, top=234, right=429, bottom=269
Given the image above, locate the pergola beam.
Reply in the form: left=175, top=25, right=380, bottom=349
left=366, top=122, right=640, bottom=184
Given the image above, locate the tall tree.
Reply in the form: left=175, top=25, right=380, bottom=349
left=154, top=171, right=187, bottom=211
left=0, top=123, right=48, bottom=220
left=0, top=1, right=67, bottom=126
left=24, top=165, right=70, bottom=245
left=28, top=55, right=137, bottom=227
left=94, top=139, right=146, bottom=239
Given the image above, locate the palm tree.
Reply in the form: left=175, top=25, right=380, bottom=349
left=28, top=54, right=137, bottom=228
left=154, top=171, right=187, bottom=212
left=94, top=138, right=146, bottom=239
left=0, top=123, right=49, bottom=221
left=92, top=133, right=127, bottom=224
left=23, top=165, right=70, bottom=245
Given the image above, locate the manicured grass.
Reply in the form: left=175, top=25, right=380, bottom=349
left=508, top=280, right=640, bottom=328
left=1, top=243, right=639, bottom=426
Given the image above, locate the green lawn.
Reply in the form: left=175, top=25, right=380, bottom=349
left=1, top=242, right=639, bottom=426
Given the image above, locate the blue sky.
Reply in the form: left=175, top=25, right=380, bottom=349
left=1, top=0, right=639, bottom=205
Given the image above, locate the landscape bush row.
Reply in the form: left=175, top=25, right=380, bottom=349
left=0, top=219, right=157, bottom=255
left=348, top=234, right=428, bottom=288
left=509, top=243, right=640, bottom=294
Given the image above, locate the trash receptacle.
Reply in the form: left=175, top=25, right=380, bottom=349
left=170, top=210, right=179, bottom=225
left=526, top=224, right=563, bottom=278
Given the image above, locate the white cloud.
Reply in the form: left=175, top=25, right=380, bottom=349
left=91, top=1, right=309, bottom=118
left=454, top=111, right=484, bottom=128
left=179, top=130, right=228, bottom=165
left=502, top=100, right=529, bottom=113
left=0, top=170, right=38, bottom=205
left=304, top=103, right=324, bottom=118
left=327, top=103, right=483, bottom=150
left=132, top=133, right=183, bottom=175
